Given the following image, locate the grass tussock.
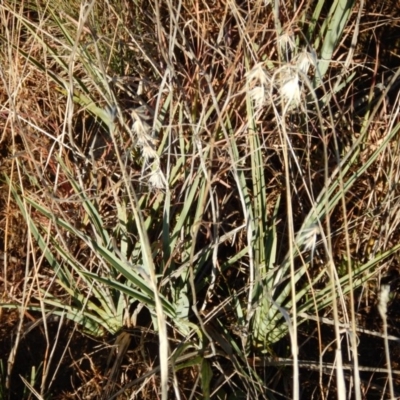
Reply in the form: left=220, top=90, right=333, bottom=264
left=1, top=0, right=400, bottom=399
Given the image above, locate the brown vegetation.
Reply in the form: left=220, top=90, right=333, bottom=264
left=1, top=0, right=400, bottom=399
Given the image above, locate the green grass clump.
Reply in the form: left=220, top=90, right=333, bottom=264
left=1, top=0, right=400, bottom=399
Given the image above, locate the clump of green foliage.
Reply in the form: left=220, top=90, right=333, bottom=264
left=1, top=0, right=400, bottom=399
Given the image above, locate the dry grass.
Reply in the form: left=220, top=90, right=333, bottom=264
left=1, top=0, right=400, bottom=399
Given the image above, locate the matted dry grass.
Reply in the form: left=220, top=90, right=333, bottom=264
left=1, top=0, right=400, bottom=399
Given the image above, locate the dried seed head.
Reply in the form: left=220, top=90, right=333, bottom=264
left=141, top=144, right=158, bottom=161
left=249, top=85, right=267, bottom=109
left=280, top=72, right=300, bottom=106
left=295, top=49, right=316, bottom=75
left=129, top=106, right=165, bottom=189
left=246, top=63, right=270, bottom=87
left=148, top=168, right=167, bottom=190
left=246, top=63, right=271, bottom=109
left=299, top=223, right=320, bottom=253
left=277, top=30, right=296, bottom=60
left=378, top=284, right=391, bottom=318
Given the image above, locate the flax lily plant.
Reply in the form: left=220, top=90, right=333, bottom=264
left=2, top=0, right=400, bottom=399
